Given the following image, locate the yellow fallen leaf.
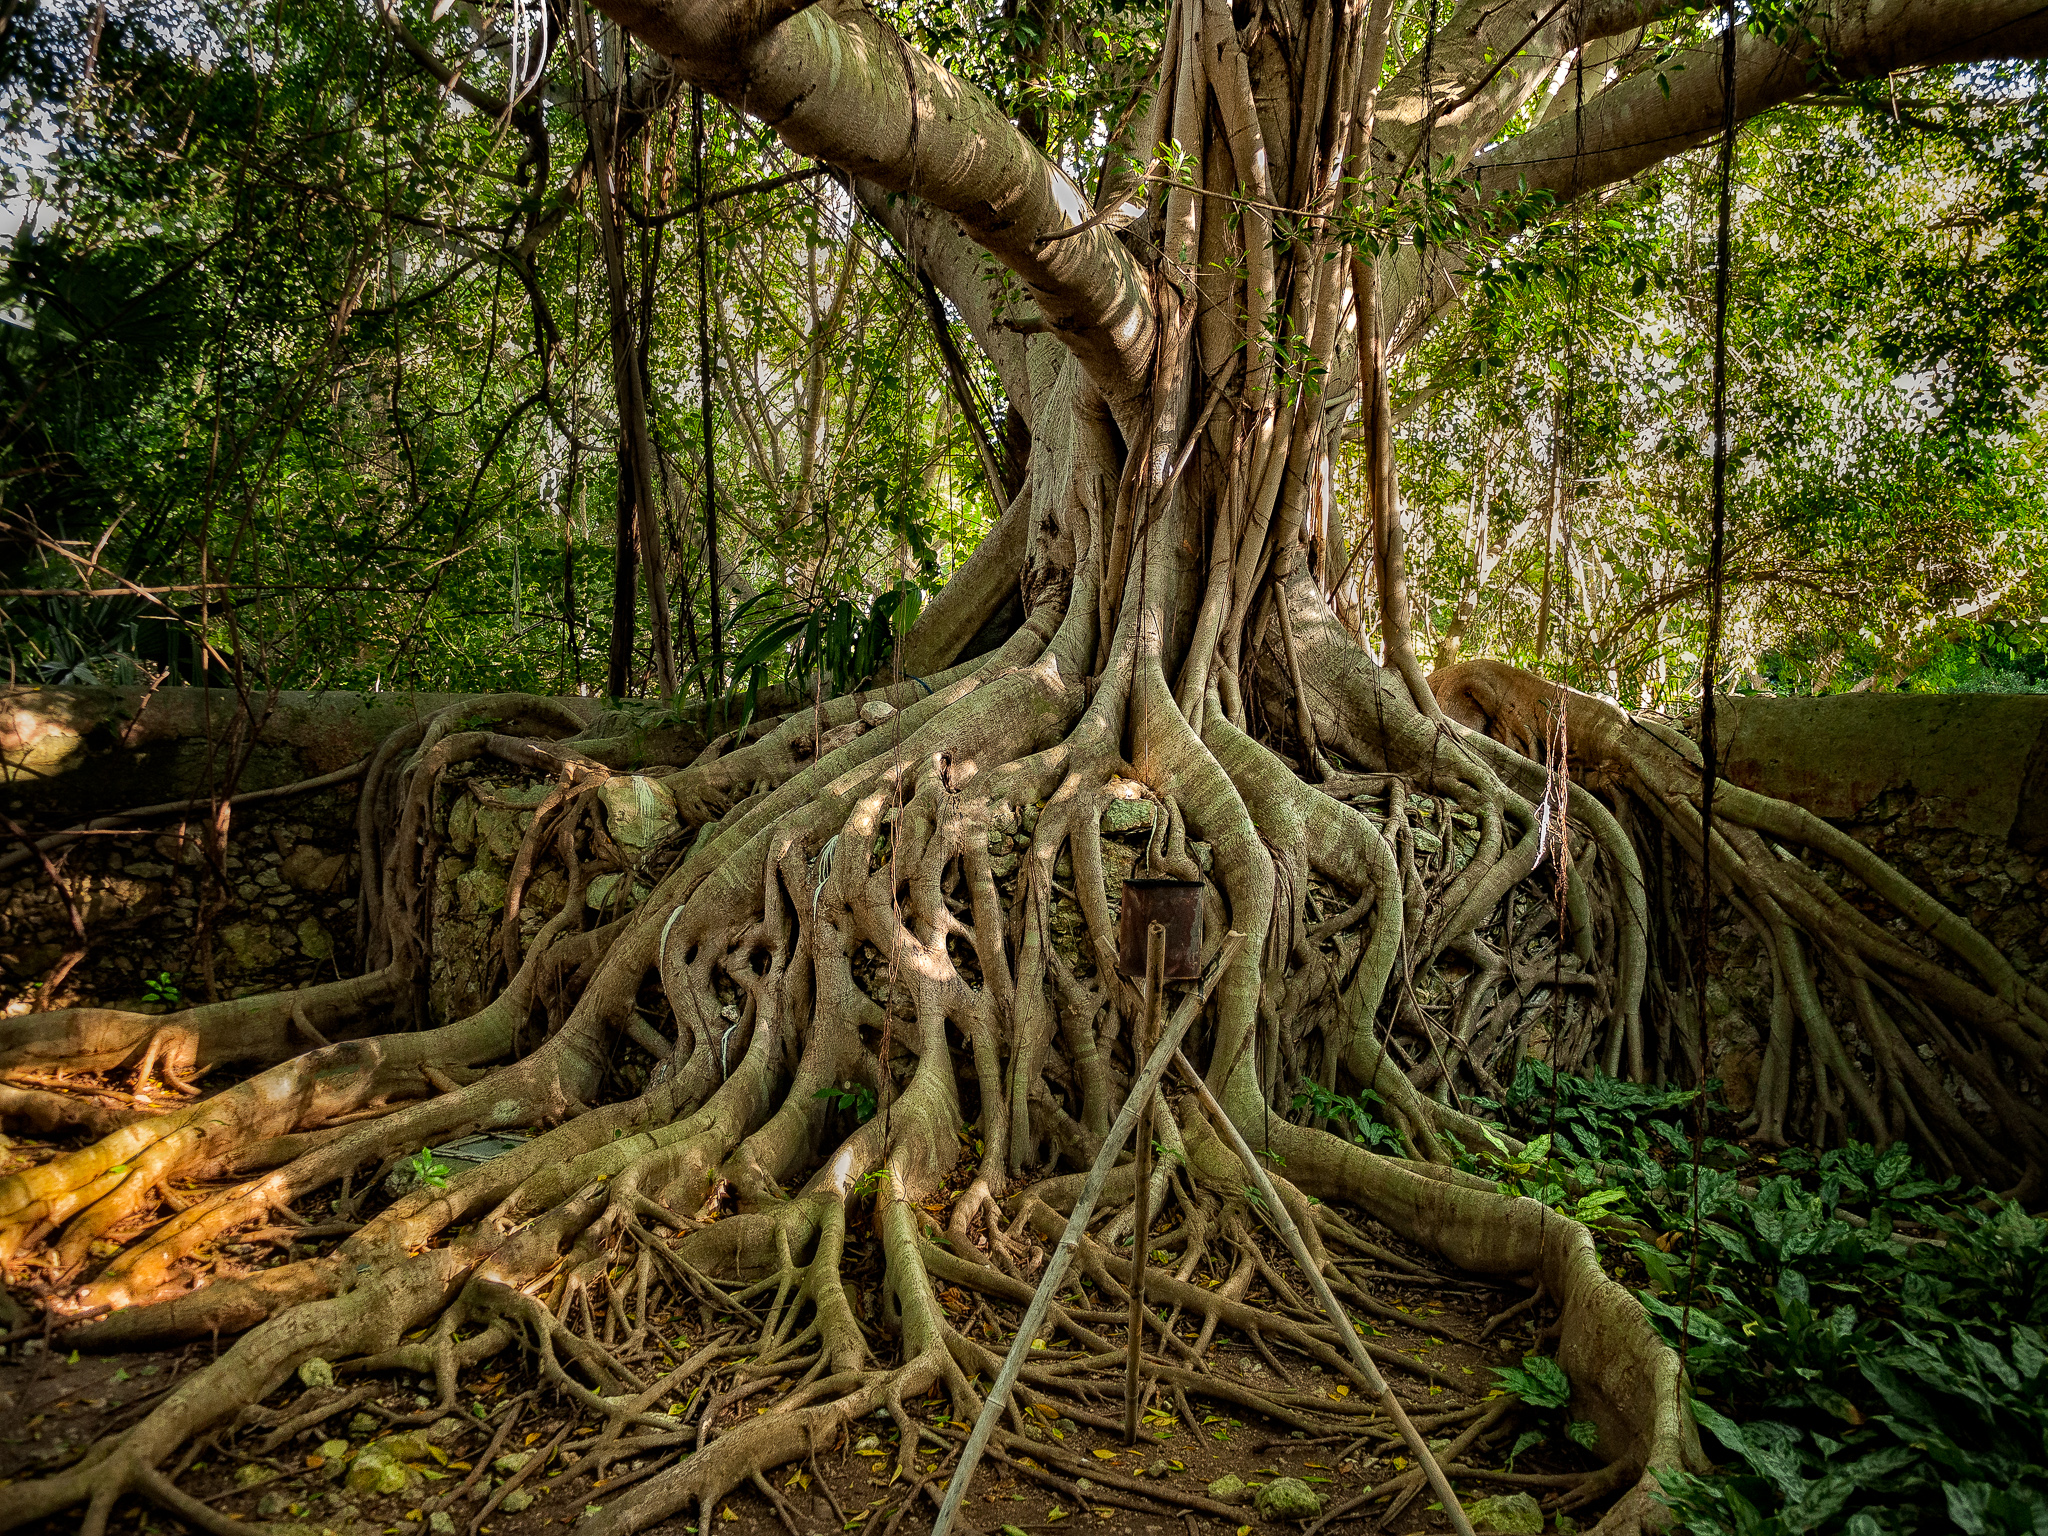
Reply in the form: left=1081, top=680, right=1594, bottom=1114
left=1091, top=1449, right=1118, bottom=1461
left=305, top=1453, right=325, bottom=1470
left=524, top=1432, right=541, bottom=1446
left=1328, top=1385, right=1350, bottom=1399
left=786, top=1469, right=811, bottom=1491
left=1238, top=1526, right=1252, bottom=1536
left=720, top=1505, right=739, bottom=1522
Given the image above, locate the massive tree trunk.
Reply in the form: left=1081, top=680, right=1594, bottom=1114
left=7, top=0, right=2048, bottom=1531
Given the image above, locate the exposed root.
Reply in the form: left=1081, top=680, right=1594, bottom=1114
left=1432, top=659, right=2048, bottom=1196
left=18, top=453, right=2025, bottom=1536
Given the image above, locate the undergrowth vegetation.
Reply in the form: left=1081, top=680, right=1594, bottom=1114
left=1322, top=1061, right=2048, bottom=1534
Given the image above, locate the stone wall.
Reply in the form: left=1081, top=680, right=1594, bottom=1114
left=1717, top=692, right=2048, bottom=986
left=1680, top=694, right=2048, bottom=1119
left=1, top=792, right=362, bottom=1010
left=1698, top=823, right=2048, bottom=1117
left=5, top=686, right=2044, bottom=1041
left=0, top=686, right=604, bottom=1013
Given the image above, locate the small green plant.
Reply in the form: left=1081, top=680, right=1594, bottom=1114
left=1495, top=1352, right=1572, bottom=1409
left=1481, top=1131, right=1634, bottom=1226
left=726, top=574, right=927, bottom=709
left=407, top=1147, right=451, bottom=1189
left=1492, top=1353, right=1602, bottom=1466
left=143, top=971, right=181, bottom=1005
left=1294, top=1078, right=1401, bottom=1151
left=815, top=1083, right=879, bottom=1122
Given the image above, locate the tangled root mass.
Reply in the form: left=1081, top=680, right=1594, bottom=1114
left=1, top=574, right=2040, bottom=1536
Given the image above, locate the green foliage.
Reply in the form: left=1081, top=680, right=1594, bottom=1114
left=1490, top=1352, right=1604, bottom=1466
left=141, top=971, right=181, bottom=1005
left=1494, top=1352, right=1572, bottom=1409
left=1645, top=1158, right=2048, bottom=1536
left=728, top=578, right=925, bottom=704
left=1392, top=61, right=2048, bottom=704
left=1294, top=1078, right=1401, bottom=1152
left=1900, top=623, right=2048, bottom=694
left=1474, top=1064, right=2048, bottom=1534
left=1464, top=1060, right=1721, bottom=1226
left=0, top=0, right=996, bottom=697
left=815, top=1083, right=879, bottom=1123
left=407, top=1147, right=451, bottom=1190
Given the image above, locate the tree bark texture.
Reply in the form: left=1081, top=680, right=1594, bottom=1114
left=4, top=0, right=2046, bottom=1530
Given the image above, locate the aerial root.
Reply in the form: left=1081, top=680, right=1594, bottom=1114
left=1426, top=659, right=2046, bottom=1188
left=4, top=660, right=1719, bottom=1536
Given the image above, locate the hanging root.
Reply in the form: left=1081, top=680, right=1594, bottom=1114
left=1429, top=659, right=2048, bottom=1198
left=33, top=453, right=2020, bottom=1536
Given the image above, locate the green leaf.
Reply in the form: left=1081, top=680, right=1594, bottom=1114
left=1494, top=1354, right=1571, bottom=1410
left=1504, top=1429, right=1543, bottom=1470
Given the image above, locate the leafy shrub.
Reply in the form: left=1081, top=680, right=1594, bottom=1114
left=1467, top=1061, right=2048, bottom=1534
left=1646, top=1157, right=2048, bottom=1535
left=1294, top=1079, right=1402, bottom=1152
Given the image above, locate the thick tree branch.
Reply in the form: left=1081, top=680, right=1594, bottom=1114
left=1372, top=0, right=1681, bottom=181
left=583, top=0, right=1156, bottom=419
left=853, top=182, right=1041, bottom=430
left=1475, top=0, right=2048, bottom=205
left=1373, top=0, right=2048, bottom=349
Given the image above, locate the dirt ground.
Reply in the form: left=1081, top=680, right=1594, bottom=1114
left=0, top=1169, right=1588, bottom=1536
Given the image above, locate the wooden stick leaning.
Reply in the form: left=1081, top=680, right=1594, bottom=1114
left=1171, top=1046, right=1479, bottom=1536
left=928, top=932, right=1245, bottom=1536
left=1123, top=922, right=1166, bottom=1445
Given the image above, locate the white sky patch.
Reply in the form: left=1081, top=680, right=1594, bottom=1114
left=1, top=123, right=59, bottom=241
left=1048, top=162, right=1093, bottom=233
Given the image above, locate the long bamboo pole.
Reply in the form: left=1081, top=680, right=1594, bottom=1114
left=1171, top=1047, right=1477, bottom=1536
left=928, top=933, right=1244, bottom=1536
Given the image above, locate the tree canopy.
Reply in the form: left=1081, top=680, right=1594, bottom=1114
left=4, top=0, right=2043, bottom=705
